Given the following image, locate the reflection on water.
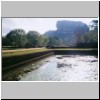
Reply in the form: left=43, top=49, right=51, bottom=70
left=4, top=55, right=98, bottom=81
left=18, top=55, right=98, bottom=81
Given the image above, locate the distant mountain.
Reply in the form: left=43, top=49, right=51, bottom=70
left=44, top=20, right=89, bottom=46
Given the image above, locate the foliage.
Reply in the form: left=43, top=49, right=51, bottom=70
left=3, top=29, right=48, bottom=48
left=89, top=20, right=98, bottom=30
left=46, top=37, right=63, bottom=48
left=26, top=31, right=40, bottom=47
left=5, top=29, right=27, bottom=47
left=76, top=20, right=98, bottom=48
left=2, top=36, right=8, bottom=46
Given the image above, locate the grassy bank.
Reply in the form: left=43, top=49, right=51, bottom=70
left=52, top=48, right=98, bottom=50
left=2, top=48, right=98, bottom=57
left=2, top=46, right=21, bottom=50
left=2, top=48, right=50, bottom=57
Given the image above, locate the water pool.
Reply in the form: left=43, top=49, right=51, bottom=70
left=3, top=55, right=98, bottom=81
left=18, top=55, right=98, bottom=81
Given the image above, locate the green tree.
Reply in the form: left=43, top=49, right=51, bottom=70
left=6, top=29, right=27, bottom=47
left=38, top=35, right=48, bottom=47
left=89, top=20, right=98, bottom=31
left=82, top=30, right=98, bottom=43
left=82, top=20, right=98, bottom=43
left=47, top=37, right=63, bottom=47
left=77, top=20, right=98, bottom=48
left=2, top=36, right=6, bottom=46
left=26, top=31, right=40, bottom=47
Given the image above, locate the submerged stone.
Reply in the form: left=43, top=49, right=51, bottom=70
left=64, top=64, right=72, bottom=67
left=45, top=61, right=49, bottom=62
left=91, top=60, right=98, bottom=62
left=24, top=69, right=31, bottom=73
left=57, top=63, right=65, bottom=68
left=56, top=57, right=63, bottom=59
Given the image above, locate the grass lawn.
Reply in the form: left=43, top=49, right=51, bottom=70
left=2, top=46, right=20, bottom=50
left=2, top=48, right=51, bottom=57
left=2, top=47, right=98, bottom=58
left=52, top=48, right=98, bottom=50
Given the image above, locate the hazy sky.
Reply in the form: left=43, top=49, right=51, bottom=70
left=2, top=18, right=98, bottom=36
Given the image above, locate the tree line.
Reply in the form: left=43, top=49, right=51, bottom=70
left=2, top=29, right=63, bottom=48
left=2, top=20, right=98, bottom=48
left=76, top=20, right=98, bottom=48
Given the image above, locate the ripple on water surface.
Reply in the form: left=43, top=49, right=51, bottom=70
left=19, top=55, right=98, bottom=81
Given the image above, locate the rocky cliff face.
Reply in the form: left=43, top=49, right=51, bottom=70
left=45, top=20, right=89, bottom=46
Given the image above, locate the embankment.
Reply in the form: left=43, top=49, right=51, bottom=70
left=54, top=49, right=98, bottom=55
left=2, top=50, right=54, bottom=75
left=2, top=49, right=98, bottom=76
